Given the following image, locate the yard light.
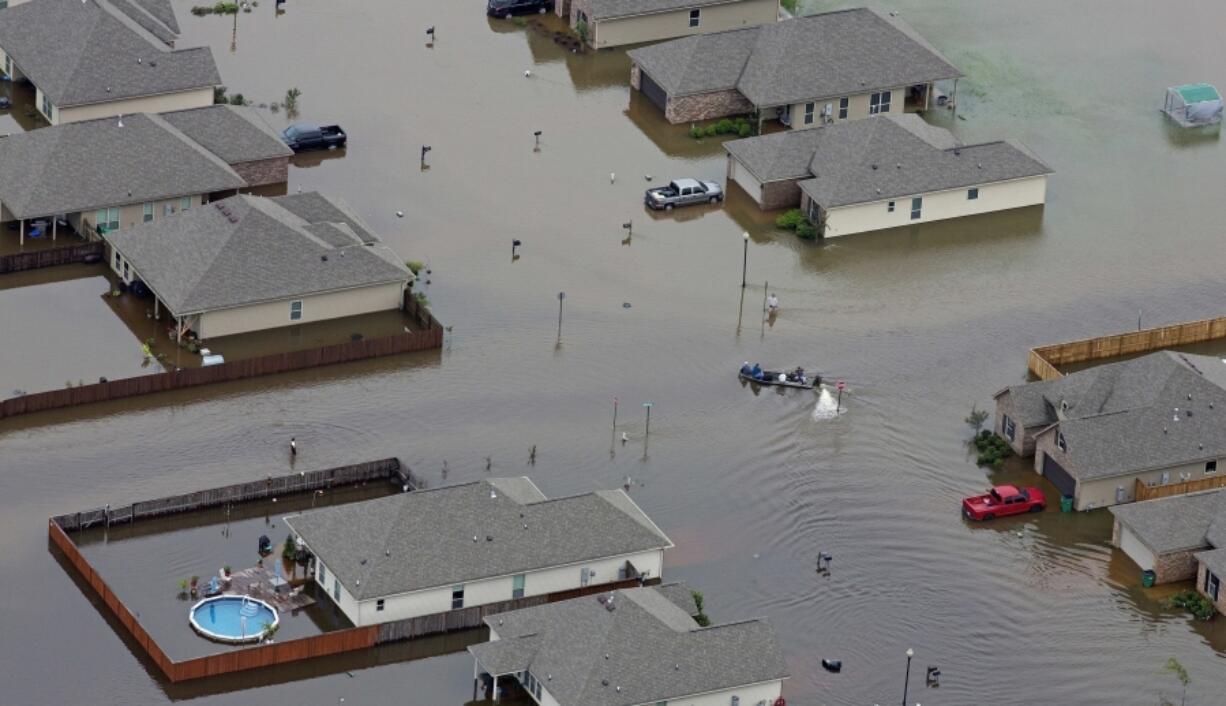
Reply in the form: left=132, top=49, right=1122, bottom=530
left=741, top=231, right=750, bottom=287
left=902, top=648, right=914, bottom=706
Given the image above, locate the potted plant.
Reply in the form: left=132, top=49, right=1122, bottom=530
left=222, top=565, right=232, bottom=580
left=261, top=620, right=280, bottom=643
left=190, top=575, right=200, bottom=598
left=178, top=578, right=189, bottom=600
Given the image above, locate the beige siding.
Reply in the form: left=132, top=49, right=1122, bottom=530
left=593, top=0, right=777, bottom=48
left=784, top=87, right=904, bottom=129
left=56, top=87, right=215, bottom=125
left=1117, top=526, right=1156, bottom=572
left=198, top=282, right=405, bottom=339
left=315, top=558, right=362, bottom=621
left=348, top=548, right=665, bottom=626
left=91, top=194, right=202, bottom=236
left=34, top=85, right=54, bottom=123
left=728, top=154, right=764, bottom=205
left=667, top=680, right=784, bottom=706
left=817, top=175, right=1048, bottom=238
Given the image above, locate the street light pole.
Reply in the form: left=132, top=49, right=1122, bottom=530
left=643, top=402, right=653, bottom=437
left=741, top=231, right=749, bottom=287
left=902, top=648, right=914, bottom=706
left=557, top=291, right=565, bottom=337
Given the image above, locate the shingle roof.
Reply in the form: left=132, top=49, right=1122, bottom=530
left=0, top=112, right=245, bottom=219
left=1110, top=489, right=1226, bottom=554
left=587, top=0, right=753, bottom=20
left=283, top=479, right=673, bottom=600
left=102, top=192, right=410, bottom=316
left=106, top=0, right=178, bottom=43
left=160, top=105, right=292, bottom=165
left=1194, top=547, right=1226, bottom=578
left=628, top=7, right=961, bottom=104
left=1034, top=352, right=1226, bottom=481
left=795, top=114, right=1050, bottom=208
left=724, top=128, right=826, bottom=182
left=0, top=0, right=218, bottom=107
left=470, top=585, right=787, bottom=706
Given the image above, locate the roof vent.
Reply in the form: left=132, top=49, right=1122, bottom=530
left=1187, top=409, right=1194, bottom=418
left=149, top=60, right=157, bottom=67
left=870, top=164, right=878, bottom=170
left=490, top=488, right=498, bottom=499
left=895, top=163, right=901, bottom=169
left=977, top=162, right=983, bottom=169
left=1211, top=403, right=1215, bottom=409
left=385, top=550, right=390, bottom=557
left=355, top=579, right=360, bottom=586
left=321, top=255, right=329, bottom=262
left=1199, top=443, right=1204, bottom=450
left=137, top=57, right=142, bottom=64
left=1188, top=393, right=1193, bottom=400
left=954, top=149, right=961, bottom=156
left=674, top=664, right=680, bottom=671
left=486, top=535, right=493, bottom=542
left=227, top=215, right=238, bottom=224
left=472, top=535, right=478, bottom=542
left=601, top=679, right=609, bottom=687
left=547, top=674, right=552, bottom=681
left=875, top=188, right=881, bottom=194
left=1163, top=427, right=1168, bottom=434
left=604, top=654, right=610, bottom=660
left=616, top=686, right=621, bottom=693
left=522, top=523, right=528, bottom=530
left=359, top=558, right=367, bottom=565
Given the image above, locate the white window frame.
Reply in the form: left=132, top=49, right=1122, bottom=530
left=869, top=91, right=891, bottom=115
left=887, top=201, right=895, bottom=213
left=451, top=584, right=465, bottom=609
left=180, top=196, right=192, bottom=211
left=838, top=96, right=849, bottom=119
left=1207, top=460, right=1218, bottom=474
left=142, top=202, right=154, bottom=223
left=290, top=300, right=303, bottom=321
left=968, top=187, right=979, bottom=200
left=688, top=8, right=700, bottom=27
left=910, top=196, right=922, bottom=220
left=803, top=101, right=815, bottom=125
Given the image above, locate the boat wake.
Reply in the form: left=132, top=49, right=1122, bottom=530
left=812, top=386, right=843, bottom=421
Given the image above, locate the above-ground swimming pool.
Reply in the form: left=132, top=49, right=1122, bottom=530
left=189, top=596, right=279, bottom=644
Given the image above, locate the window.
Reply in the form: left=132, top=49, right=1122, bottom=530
left=1207, top=460, right=1218, bottom=474
left=318, top=563, right=325, bottom=584
left=1056, top=432, right=1067, bottom=451
left=112, top=251, right=121, bottom=270
left=290, top=300, right=303, bottom=321
left=887, top=201, right=895, bottom=213
left=3, top=55, right=10, bottom=77
left=803, top=101, right=815, bottom=125
left=1003, top=415, right=1016, bottom=441
left=180, top=196, right=192, bottom=211
left=968, top=187, right=979, bottom=200
left=376, top=599, right=385, bottom=612
left=41, top=92, right=53, bottom=121
left=731, top=697, right=740, bottom=706
left=580, top=567, right=591, bottom=586
left=333, top=577, right=340, bottom=601
left=142, top=202, right=154, bottom=223
left=869, top=91, right=891, bottom=114
left=1206, top=569, right=1220, bottom=601
left=451, top=584, right=464, bottom=609
left=164, top=203, right=174, bottom=217
left=838, top=96, right=849, bottom=119
left=688, top=8, right=700, bottom=27
left=107, top=207, right=120, bottom=231
left=512, top=574, right=525, bottom=599
left=910, top=196, right=922, bottom=220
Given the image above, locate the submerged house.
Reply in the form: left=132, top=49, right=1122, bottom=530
left=0, top=106, right=290, bottom=245
left=469, top=583, right=788, bottom=705
left=0, top=0, right=219, bottom=125
left=103, top=191, right=411, bottom=340
left=1109, top=489, right=1226, bottom=616
left=723, top=113, right=1050, bottom=234
left=627, top=7, right=961, bottom=126
left=995, top=351, right=1226, bottom=511
left=558, top=0, right=779, bottom=49
left=284, top=478, right=674, bottom=629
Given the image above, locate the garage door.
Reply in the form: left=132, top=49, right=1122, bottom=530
left=640, top=70, right=668, bottom=112
left=1041, top=452, right=1076, bottom=498
left=1118, top=526, right=1155, bottom=571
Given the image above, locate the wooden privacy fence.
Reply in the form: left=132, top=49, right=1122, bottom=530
left=1135, top=475, right=1226, bottom=502
left=1, top=307, right=443, bottom=420
left=52, top=457, right=413, bottom=531
left=1028, top=316, right=1226, bottom=380
left=0, top=241, right=103, bottom=273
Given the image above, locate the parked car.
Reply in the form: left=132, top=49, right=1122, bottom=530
left=487, top=0, right=553, bottom=18
left=962, top=484, right=1045, bottom=521
left=281, top=123, right=347, bottom=152
left=644, top=178, right=723, bottom=211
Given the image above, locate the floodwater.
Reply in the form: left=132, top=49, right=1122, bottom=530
left=3, top=0, right=1226, bottom=704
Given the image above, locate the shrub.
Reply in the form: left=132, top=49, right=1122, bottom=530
left=972, top=430, right=1013, bottom=470
left=965, top=404, right=989, bottom=433
left=795, top=222, right=816, bottom=240
left=405, top=260, right=424, bottom=275
left=704, top=124, right=718, bottom=137
left=691, top=590, right=711, bottom=627
left=283, top=534, right=296, bottom=560
left=213, top=86, right=228, bottom=104
left=690, top=125, right=703, bottom=139
left=575, top=19, right=588, bottom=45
left=228, top=93, right=248, bottom=106
left=715, top=118, right=735, bottom=134
left=775, top=208, right=806, bottom=230
left=1168, top=591, right=1216, bottom=621
left=738, top=123, right=752, bottom=137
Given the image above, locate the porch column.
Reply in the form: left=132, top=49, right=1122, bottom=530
left=951, top=78, right=959, bottom=114
left=154, top=298, right=159, bottom=319
left=52, top=218, right=57, bottom=242
left=472, top=659, right=479, bottom=701
left=925, top=82, right=932, bottom=111
left=19, top=218, right=23, bottom=246
left=492, top=675, right=499, bottom=703
left=176, top=316, right=183, bottom=343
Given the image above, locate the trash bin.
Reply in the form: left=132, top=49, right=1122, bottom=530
left=1141, top=570, right=1156, bottom=588
left=1060, top=495, right=1074, bottom=513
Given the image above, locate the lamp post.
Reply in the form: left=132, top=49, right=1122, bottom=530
left=557, top=291, right=565, bottom=337
left=643, top=402, right=653, bottom=437
left=741, top=231, right=750, bottom=287
left=902, top=648, right=914, bottom=706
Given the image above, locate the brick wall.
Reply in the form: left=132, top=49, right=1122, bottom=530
left=1154, top=549, right=1198, bottom=584
left=1196, top=563, right=1226, bottom=616
left=630, top=63, right=641, bottom=91
left=760, top=179, right=803, bottom=211
left=664, top=89, right=754, bottom=124
left=994, top=393, right=1038, bottom=457
left=232, top=157, right=289, bottom=187
left=570, top=0, right=590, bottom=28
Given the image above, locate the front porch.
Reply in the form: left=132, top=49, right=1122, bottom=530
left=0, top=216, right=86, bottom=255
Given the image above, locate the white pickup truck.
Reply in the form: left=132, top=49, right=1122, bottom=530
left=644, top=178, right=723, bottom=210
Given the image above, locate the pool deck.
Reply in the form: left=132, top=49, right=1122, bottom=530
left=225, top=564, right=316, bottom=613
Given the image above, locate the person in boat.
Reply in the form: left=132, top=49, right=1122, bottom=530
left=751, top=363, right=764, bottom=380
left=790, top=366, right=806, bottom=383
left=740, top=362, right=753, bottom=376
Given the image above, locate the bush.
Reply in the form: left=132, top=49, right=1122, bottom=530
left=691, top=590, right=711, bottom=627
left=737, top=123, right=752, bottom=137
left=1168, top=591, right=1216, bottom=621
left=575, top=19, right=588, bottom=45
left=405, top=260, right=425, bottom=275
left=972, top=429, right=1013, bottom=470
left=689, top=125, right=703, bottom=139
left=775, top=208, right=806, bottom=230
left=715, top=118, right=735, bottom=134
left=704, top=124, right=718, bottom=137
left=795, top=222, right=816, bottom=240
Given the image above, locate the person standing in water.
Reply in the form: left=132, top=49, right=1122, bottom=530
left=767, top=293, right=779, bottom=313
left=290, top=437, right=297, bottom=456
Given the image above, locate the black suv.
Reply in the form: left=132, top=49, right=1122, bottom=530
left=487, top=0, right=553, bottom=18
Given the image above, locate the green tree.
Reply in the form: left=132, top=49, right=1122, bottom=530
left=965, top=404, right=989, bottom=433
left=1161, top=657, right=1189, bottom=706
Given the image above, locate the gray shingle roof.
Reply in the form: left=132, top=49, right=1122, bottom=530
left=724, top=128, right=827, bottom=182
left=1194, top=547, right=1226, bottom=578
left=106, top=0, right=178, bottom=44
left=102, top=192, right=410, bottom=316
left=1110, top=489, right=1226, bottom=554
left=271, top=192, right=378, bottom=244
left=470, top=585, right=787, bottom=706
left=628, top=8, right=961, bottom=104
left=1034, top=352, right=1226, bottom=481
left=0, top=112, right=245, bottom=219
left=588, top=0, right=754, bottom=21
left=160, top=105, right=293, bottom=164
left=0, top=0, right=218, bottom=107
left=283, top=479, right=673, bottom=600
left=794, top=114, right=1050, bottom=208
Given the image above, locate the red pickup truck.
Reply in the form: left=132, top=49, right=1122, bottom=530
left=962, top=484, right=1045, bottom=521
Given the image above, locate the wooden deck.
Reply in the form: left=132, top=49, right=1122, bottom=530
left=226, top=564, right=315, bottom=613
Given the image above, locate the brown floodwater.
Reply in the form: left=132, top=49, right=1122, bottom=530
left=4, top=0, right=1226, bottom=703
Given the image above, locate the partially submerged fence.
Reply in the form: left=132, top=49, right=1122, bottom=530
left=0, top=241, right=103, bottom=274
left=1135, top=475, right=1226, bottom=502
left=1028, top=316, right=1226, bottom=381
left=1, top=303, right=443, bottom=421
